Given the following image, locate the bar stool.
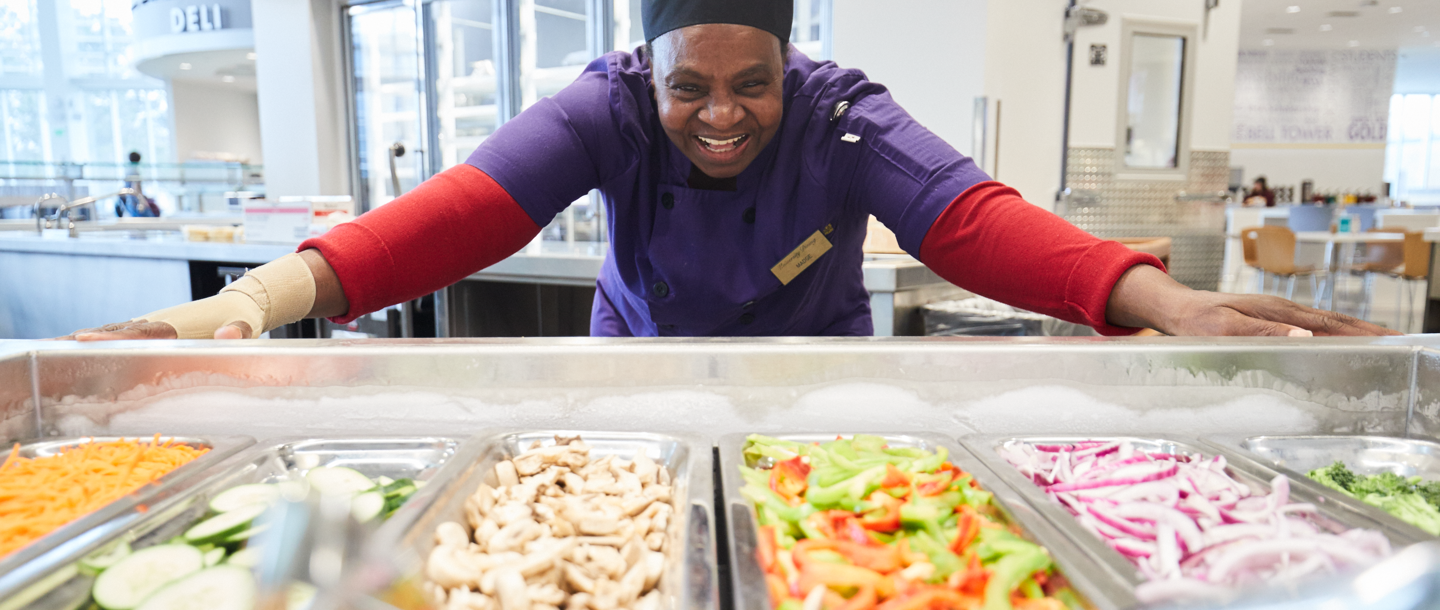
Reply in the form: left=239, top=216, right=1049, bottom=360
left=1251, top=226, right=1324, bottom=305
left=1239, top=227, right=1266, bottom=293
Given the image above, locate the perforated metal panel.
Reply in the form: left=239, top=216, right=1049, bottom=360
left=1062, top=148, right=1230, bottom=291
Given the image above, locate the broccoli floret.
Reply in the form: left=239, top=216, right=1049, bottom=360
left=1352, top=472, right=1412, bottom=497
left=1308, top=461, right=1359, bottom=495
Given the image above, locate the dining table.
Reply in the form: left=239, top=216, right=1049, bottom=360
left=1294, top=231, right=1404, bottom=311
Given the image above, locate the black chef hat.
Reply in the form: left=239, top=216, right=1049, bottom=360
left=642, top=0, right=792, bottom=44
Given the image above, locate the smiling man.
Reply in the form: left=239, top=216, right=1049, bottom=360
left=68, top=0, right=1391, bottom=341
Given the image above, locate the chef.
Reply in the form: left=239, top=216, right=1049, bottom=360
left=67, top=0, right=1390, bottom=341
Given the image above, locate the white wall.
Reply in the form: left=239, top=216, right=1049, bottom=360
left=1229, top=147, right=1386, bottom=194
left=982, top=0, right=1069, bottom=209
left=251, top=0, right=349, bottom=197
left=170, top=81, right=263, bottom=164
left=1067, top=0, right=1242, bottom=151
left=830, top=0, right=987, bottom=158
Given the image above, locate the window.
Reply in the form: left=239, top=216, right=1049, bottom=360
left=0, top=0, right=173, bottom=166
left=1385, top=94, right=1440, bottom=205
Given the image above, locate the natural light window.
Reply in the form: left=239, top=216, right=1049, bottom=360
left=1385, top=93, right=1440, bottom=206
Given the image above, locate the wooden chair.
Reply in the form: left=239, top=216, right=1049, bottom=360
left=1239, top=227, right=1266, bottom=293
left=1368, top=231, right=1430, bottom=333
left=1340, top=228, right=1406, bottom=321
left=1249, top=226, right=1324, bottom=305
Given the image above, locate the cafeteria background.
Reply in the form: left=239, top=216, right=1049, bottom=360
left=2, top=0, right=1439, bottom=340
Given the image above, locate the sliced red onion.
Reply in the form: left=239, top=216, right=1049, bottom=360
left=998, top=439, right=1394, bottom=603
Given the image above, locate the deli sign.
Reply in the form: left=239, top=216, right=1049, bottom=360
left=171, top=5, right=225, bottom=33
left=132, top=0, right=252, bottom=39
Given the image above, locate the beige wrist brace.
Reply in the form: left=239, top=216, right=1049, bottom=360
left=134, top=253, right=317, bottom=339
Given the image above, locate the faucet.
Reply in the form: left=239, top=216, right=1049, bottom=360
left=34, top=188, right=137, bottom=237
left=30, top=193, right=67, bottom=235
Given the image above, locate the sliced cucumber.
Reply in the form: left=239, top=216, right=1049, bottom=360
left=275, top=479, right=308, bottom=499
left=78, top=541, right=132, bottom=576
left=224, top=524, right=269, bottom=544
left=351, top=491, right=386, bottom=523
left=135, top=565, right=256, bottom=610
left=287, top=582, right=317, bottom=610
left=209, top=484, right=281, bottom=514
left=183, top=504, right=267, bottom=546
left=225, top=547, right=261, bottom=568
left=375, top=475, right=394, bottom=486
left=380, top=479, right=417, bottom=498
left=202, top=547, right=226, bottom=567
left=305, top=466, right=376, bottom=497
left=92, top=545, right=204, bottom=610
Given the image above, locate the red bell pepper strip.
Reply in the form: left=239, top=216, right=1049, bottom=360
left=793, top=539, right=903, bottom=573
left=881, top=463, right=912, bottom=489
left=771, top=456, right=811, bottom=505
left=765, top=574, right=792, bottom=609
left=860, top=491, right=903, bottom=533
left=949, top=506, right=980, bottom=555
left=838, top=583, right=879, bottom=610
left=797, top=562, right=896, bottom=599
left=757, top=524, right=779, bottom=572
left=874, top=587, right=979, bottom=610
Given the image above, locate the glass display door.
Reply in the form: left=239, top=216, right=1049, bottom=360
left=347, top=1, right=426, bottom=213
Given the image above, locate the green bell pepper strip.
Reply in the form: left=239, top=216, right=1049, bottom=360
left=899, top=503, right=948, bottom=540
left=777, top=600, right=803, bottom=610
left=805, top=465, right=888, bottom=509
left=741, top=484, right=817, bottom=525
left=983, top=545, right=1052, bottom=610
left=907, top=445, right=949, bottom=473
left=904, top=531, right=964, bottom=583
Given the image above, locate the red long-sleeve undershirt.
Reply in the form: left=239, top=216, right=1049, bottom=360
left=301, top=164, right=1162, bottom=335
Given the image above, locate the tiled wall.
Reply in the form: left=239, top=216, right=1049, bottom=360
left=1063, top=148, right=1230, bottom=291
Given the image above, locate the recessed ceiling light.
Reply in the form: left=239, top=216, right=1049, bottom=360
left=1286, top=5, right=1301, bottom=13
left=222, top=75, right=235, bottom=82
left=1320, top=24, right=1333, bottom=31
left=179, top=62, right=192, bottom=70
left=1389, top=6, right=1403, bottom=13
left=1348, top=40, right=1360, bottom=47
left=246, top=52, right=256, bottom=60
left=1263, top=39, right=1275, bottom=46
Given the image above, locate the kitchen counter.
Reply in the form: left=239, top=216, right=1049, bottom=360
left=1, top=232, right=962, bottom=338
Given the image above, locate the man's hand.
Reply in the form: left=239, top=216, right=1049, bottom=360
left=58, top=320, right=254, bottom=341
left=1106, top=265, right=1399, bottom=337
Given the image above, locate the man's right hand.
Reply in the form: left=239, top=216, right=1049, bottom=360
left=58, top=320, right=253, bottom=341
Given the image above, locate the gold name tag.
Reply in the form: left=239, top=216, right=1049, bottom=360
left=771, top=231, right=833, bottom=285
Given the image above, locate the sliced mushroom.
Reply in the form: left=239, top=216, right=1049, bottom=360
left=643, top=551, right=665, bottom=590
left=436, top=521, right=471, bottom=548
left=491, top=502, right=534, bottom=527
left=634, top=590, right=660, bottom=610
left=518, top=538, right=577, bottom=577
left=496, top=460, right=520, bottom=487
left=446, top=588, right=496, bottom=610
left=494, top=569, right=529, bottom=610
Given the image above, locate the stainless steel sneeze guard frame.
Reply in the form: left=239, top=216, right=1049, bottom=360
left=717, top=432, right=1137, bottom=610
left=1204, top=434, right=1440, bottom=540
left=960, top=435, right=1433, bottom=600
left=3, top=337, right=1440, bottom=443
left=357, top=430, right=718, bottom=610
left=0, top=434, right=255, bottom=609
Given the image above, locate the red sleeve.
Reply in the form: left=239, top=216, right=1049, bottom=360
left=298, top=164, right=541, bottom=323
left=917, top=181, right=1165, bottom=336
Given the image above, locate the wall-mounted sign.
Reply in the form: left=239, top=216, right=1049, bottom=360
left=133, top=0, right=251, bottom=39
left=171, top=5, right=225, bottom=33
left=1232, top=49, right=1396, bottom=145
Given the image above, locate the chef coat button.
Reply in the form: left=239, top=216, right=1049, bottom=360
left=742, top=300, right=755, bottom=309
left=742, top=207, right=756, bottom=224
left=739, top=313, right=755, bottom=325
left=661, top=193, right=674, bottom=210
left=651, top=281, right=670, bottom=298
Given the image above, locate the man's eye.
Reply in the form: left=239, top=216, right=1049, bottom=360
left=672, top=85, right=700, bottom=94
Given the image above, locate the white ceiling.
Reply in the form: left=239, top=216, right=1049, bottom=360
left=1240, top=0, right=1440, bottom=49
left=135, top=49, right=257, bottom=93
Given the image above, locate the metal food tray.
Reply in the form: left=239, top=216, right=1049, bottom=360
left=962, top=435, right=1431, bottom=599
left=354, top=430, right=718, bottom=610
left=718, top=432, right=1132, bottom=610
left=0, top=435, right=462, bottom=610
left=0, top=435, right=252, bottom=606
left=1203, top=434, right=1440, bottom=540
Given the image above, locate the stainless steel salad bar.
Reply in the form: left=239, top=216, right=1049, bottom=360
left=4, top=336, right=1440, bottom=610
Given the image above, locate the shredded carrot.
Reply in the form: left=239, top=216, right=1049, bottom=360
left=0, top=436, right=208, bottom=558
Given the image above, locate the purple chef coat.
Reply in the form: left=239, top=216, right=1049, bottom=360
left=466, top=47, right=991, bottom=336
